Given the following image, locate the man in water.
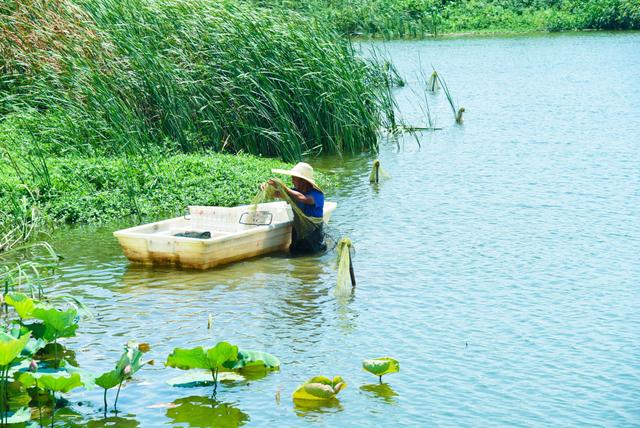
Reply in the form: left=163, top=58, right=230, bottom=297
left=262, top=162, right=326, bottom=254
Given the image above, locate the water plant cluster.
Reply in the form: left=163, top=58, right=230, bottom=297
left=0, top=284, right=399, bottom=425
left=253, top=0, right=640, bottom=38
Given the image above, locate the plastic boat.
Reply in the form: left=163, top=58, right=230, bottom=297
left=113, top=201, right=337, bottom=269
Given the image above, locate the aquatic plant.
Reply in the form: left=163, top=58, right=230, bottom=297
left=335, top=237, right=355, bottom=297
left=435, top=73, right=465, bottom=124
left=292, top=376, right=347, bottom=402
left=363, top=357, right=400, bottom=383
left=0, top=332, right=31, bottom=423
left=0, top=242, right=58, bottom=298
left=223, top=350, right=281, bottom=373
left=96, top=341, right=152, bottom=412
left=427, top=70, right=440, bottom=92
left=166, top=342, right=238, bottom=395
left=369, top=160, right=391, bottom=184
left=0, top=0, right=389, bottom=161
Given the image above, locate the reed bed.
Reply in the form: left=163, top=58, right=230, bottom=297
left=1, top=0, right=391, bottom=161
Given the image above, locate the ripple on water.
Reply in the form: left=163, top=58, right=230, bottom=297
left=37, top=32, right=640, bottom=427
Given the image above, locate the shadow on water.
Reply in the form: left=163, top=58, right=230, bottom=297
left=360, top=383, right=399, bottom=404
left=166, top=396, right=249, bottom=428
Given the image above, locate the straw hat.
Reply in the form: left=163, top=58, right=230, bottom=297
left=271, top=162, right=321, bottom=191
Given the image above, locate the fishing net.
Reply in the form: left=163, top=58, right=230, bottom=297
left=250, top=177, right=324, bottom=240
left=369, top=160, right=391, bottom=184
left=335, top=237, right=354, bottom=297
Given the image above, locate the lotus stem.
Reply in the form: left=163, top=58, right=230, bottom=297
left=379, top=375, right=382, bottom=384
left=36, top=379, right=43, bottom=428
left=103, top=388, right=108, bottom=416
left=114, top=381, right=123, bottom=411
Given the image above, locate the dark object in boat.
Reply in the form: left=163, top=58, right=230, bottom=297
left=174, top=231, right=211, bottom=239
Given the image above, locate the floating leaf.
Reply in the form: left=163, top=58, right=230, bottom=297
left=167, top=371, right=245, bottom=388
left=0, top=332, right=31, bottom=366
left=362, top=357, right=399, bottom=378
left=5, top=293, right=36, bottom=319
left=18, top=371, right=83, bottom=393
left=224, top=350, right=280, bottom=371
left=292, top=376, right=346, bottom=402
left=166, top=342, right=238, bottom=372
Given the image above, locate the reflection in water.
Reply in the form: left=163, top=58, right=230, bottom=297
left=360, top=383, right=399, bottom=404
left=335, top=298, right=358, bottom=334
left=166, top=396, right=249, bottom=428
left=86, top=415, right=140, bottom=427
left=293, top=398, right=344, bottom=419
left=278, top=255, right=329, bottom=329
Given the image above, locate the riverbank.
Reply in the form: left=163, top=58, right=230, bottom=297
left=253, top=0, right=640, bottom=38
left=0, top=0, right=384, bottom=250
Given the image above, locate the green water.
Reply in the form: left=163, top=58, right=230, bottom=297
left=38, top=32, right=640, bottom=426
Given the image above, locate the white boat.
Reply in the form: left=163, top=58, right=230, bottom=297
left=113, top=201, right=337, bottom=269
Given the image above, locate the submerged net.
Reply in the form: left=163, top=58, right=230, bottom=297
left=369, top=159, right=391, bottom=184
left=335, top=237, right=354, bottom=297
left=250, top=177, right=323, bottom=239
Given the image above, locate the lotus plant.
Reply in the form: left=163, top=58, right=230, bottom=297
left=166, top=342, right=238, bottom=395
left=292, top=376, right=347, bottom=402
left=96, top=341, right=152, bottom=412
left=363, top=357, right=400, bottom=383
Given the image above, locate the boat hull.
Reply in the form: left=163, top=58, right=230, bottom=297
left=114, top=201, right=336, bottom=269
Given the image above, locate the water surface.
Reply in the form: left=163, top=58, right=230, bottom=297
left=46, top=32, right=639, bottom=427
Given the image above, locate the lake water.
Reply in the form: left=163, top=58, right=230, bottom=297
left=46, top=32, right=639, bottom=427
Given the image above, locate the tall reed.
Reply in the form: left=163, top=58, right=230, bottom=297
left=1, top=0, right=390, bottom=161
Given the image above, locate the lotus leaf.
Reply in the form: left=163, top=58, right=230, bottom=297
left=22, top=337, right=47, bottom=357
left=166, top=371, right=244, bottom=388
left=18, top=371, right=83, bottom=393
left=0, top=332, right=31, bottom=366
left=292, top=376, right=346, bottom=402
left=31, top=306, right=79, bottom=341
left=223, top=350, right=280, bottom=371
left=65, top=366, right=96, bottom=390
left=5, top=293, right=36, bottom=319
left=95, top=369, right=121, bottom=390
left=166, top=342, right=238, bottom=372
left=362, top=357, right=400, bottom=378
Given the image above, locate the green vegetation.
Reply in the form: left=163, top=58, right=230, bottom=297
left=1, top=0, right=385, bottom=160
left=254, top=0, right=640, bottom=38
left=362, top=357, right=400, bottom=383
left=166, top=342, right=280, bottom=394
left=292, top=375, right=347, bottom=402
left=95, top=341, right=152, bottom=412
left=0, top=0, right=390, bottom=248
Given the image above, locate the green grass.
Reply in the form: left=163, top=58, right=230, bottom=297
left=252, top=0, right=640, bottom=38
left=0, top=150, right=327, bottom=227
left=1, top=0, right=390, bottom=161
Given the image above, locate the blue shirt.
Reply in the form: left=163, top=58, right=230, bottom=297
left=293, top=188, right=324, bottom=218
